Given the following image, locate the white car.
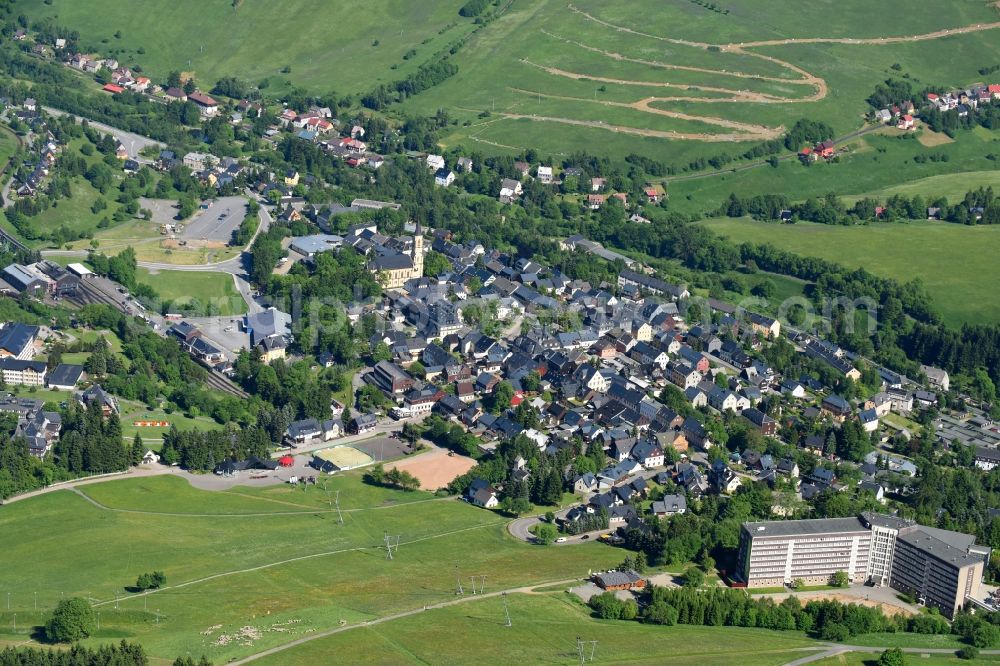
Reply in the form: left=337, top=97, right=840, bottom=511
left=555, top=537, right=567, bottom=543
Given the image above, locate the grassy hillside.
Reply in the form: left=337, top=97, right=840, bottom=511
left=700, top=216, right=1000, bottom=326
left=20, top=0, right=1000, bottom=164
left=18, top=0, right=473, bottom=94
left=258, top=592, right=822, bottom=666
left=398, top=0, right=1000, bottom=161
left=668, top=130, right=1000, bottom=215
left=0, top=474, right=622, bottom=662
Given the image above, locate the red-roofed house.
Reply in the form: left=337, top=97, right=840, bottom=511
left=817, top=140, right=836, bottom=159
left=130, top=76, right=150, bottom=92
left=586, top=194, right=606, bottom=210
left=897, top=114, right=914, bottom=130
left=644, top=187, right=660, bottom=203
left=990, top=84, right=1000, bottom=99
left=102, top=83, right=125, bottom=95
left=279, top=109, right=297, bottom=126
left=188, top=92, right=219, bottom=117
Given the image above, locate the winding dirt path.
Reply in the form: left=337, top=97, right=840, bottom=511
left=498, top=3, right=999, bottom=141
left=506, top=87, right=783, bottom=140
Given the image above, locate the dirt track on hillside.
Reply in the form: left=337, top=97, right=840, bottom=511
left=493, top=3, right=998, bottom=142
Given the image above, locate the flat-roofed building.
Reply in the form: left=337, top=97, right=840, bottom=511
left=739, top=517, right=872, bottom=588
left=890, top=527, right=985, bottom=618
left=739, top=513, right=988, bottom=618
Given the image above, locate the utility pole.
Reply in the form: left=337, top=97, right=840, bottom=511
left=576, top=637, right=598, bottom=664
left=469, top=575, right=486, bottom=595
left=455, top=565, right=464, bottom=596
left=5, top=592, right=8, bottom=610
left=384, top=532, right=400, bottom=560
left=335, top=490, right=344, bottom=524
left=502, top=592, right=511, bottom=627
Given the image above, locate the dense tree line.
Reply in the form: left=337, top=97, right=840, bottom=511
left=0, top=641, right=152, bottom=666
left=158, top=423, right=270, bottom=470
left=458, top=0, right=492, bottom=16
left=923, top=99, right=1000, bottom=136
left=361, top=59, right=458, bottom=110
left=231, top=350, right=335, bottom=421
left=723, top=187, right=1000, bottom=226
left=902, top=322, right=1000, bottom=386
left=54, top=401, right=131, bottom=475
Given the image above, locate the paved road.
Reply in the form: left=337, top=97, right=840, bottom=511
left=782, top=645, right=1000, bottom=666
left=0, top=466, right=170, bottom=504
left=43, top=105, right=164, bottom=161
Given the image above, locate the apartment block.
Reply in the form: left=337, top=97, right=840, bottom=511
left=738, top=513, right=987, bottom=618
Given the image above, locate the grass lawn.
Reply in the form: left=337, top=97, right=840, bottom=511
left=137, top=268, right=243, bottom=316
left=257, top=592, right=823, bottom=665
left=0, top=125, right=19, bottom=170
left=0, top=473, right=624, bottom=662
left=700, top=216, right=1000, bottom=326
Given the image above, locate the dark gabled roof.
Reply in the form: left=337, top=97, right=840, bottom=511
left=47, top=363, right=84, bottom=387
left=0, top=323, right=39, bottom=354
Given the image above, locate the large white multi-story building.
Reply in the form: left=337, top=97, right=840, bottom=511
left=738, top=513, right=988, bottom=618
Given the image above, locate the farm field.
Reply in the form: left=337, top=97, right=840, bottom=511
left=14, top=0, right=474, bottom=94
left=257, top=592, right=823, bottom=666
left=137, top=268, right=243, bottom=316
left=0, top=473, right=623, bottom=663
left=700, top=216, right=1000, bottom=326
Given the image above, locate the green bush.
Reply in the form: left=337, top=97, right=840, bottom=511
left=45, top=597, right=96, bottom=642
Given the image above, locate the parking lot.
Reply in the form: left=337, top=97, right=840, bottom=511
left=181, top=196, right=248, bottom=243
left=186, top=315, right=250, bottom=357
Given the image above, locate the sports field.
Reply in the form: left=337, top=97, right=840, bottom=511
left=700, top=216, right=1000, bottom=326
left=313, top=445, right=374, bottom=471
left=389, top=446, right=478, bottom=490
left=257, top=592, right=824, bottom=665
left=0, top=474, right=624, bottom=663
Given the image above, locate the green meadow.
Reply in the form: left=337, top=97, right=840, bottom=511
left=15, top=0, right=474, bottom=94
left=700, top=216, right=1000, bottom=326
left=258, top=592, right=824, bottom=666
left=0, top=474, right=623, bottom=662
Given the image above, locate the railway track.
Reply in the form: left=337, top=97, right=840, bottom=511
left=71, top=281, right=250, bottom=399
